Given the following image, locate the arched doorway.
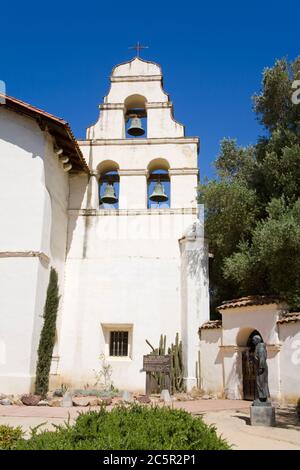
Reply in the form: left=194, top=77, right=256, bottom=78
left=241, top=330, right=263, bottom=400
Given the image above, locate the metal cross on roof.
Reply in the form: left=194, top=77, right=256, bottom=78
left=129, top=41, right=149, bottom=58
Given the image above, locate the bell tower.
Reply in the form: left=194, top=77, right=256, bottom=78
left=83, top=57, right=199, bottom=211
left=59, top=57, right=209, bottom=392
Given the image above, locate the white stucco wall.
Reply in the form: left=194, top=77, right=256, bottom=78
left=118, top=175, right=148, bottom=210
left=199, top=328, right=223, bottom=396
left=0, top=108, right=69, bottom=393
left=222, top=304, right=280, bottom=346
left=180, top=231, right=209, bottom=391
left=80, top=141, right=198, bottom=173
left=58, top=211, right=197, bottom=391
left=146, top=107, right=184, bottom=138
left=278, top=321, right=300, bottom=403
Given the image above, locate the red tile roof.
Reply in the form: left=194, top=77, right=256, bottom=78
left=277, top=313, right=300, bottom=324
left=217, top=295, right=281, bottom=311
left=0, top=93, right=89, bottom=173
left=199, top=320, right=222, bottom=330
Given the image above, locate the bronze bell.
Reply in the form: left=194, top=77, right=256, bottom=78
left=149, top=180, right=168, bottom=203
left=127, top=116, right=145, bottom=136
left=101, top=183, right=118, bottom=204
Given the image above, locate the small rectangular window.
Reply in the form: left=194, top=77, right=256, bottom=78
left=109, top=331, right=129, bottom=357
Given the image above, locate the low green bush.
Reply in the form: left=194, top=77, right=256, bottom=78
left=15, top=404, right=230, bottom=450
left=0, top=424, right=24, bottom=450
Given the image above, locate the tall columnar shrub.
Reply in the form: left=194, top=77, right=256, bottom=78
left=35, top=267, right=60, bottom=397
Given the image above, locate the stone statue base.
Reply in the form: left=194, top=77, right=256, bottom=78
left=250, top=403, right=276, bottom=426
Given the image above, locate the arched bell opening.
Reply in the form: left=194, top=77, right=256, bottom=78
left=98, top=169, right=120, bottom=209
left=147, top=169, right=170, bottom=209
left=124, top=94, right=147, bottom=139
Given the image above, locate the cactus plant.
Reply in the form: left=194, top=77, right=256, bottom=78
left=146, top=333, right=185, bottom=393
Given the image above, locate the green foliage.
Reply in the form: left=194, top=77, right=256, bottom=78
left=200, top=56, right=300, bottom=311
left=199, top=176, right=260, bottom=310
left=199, top=179, right=259, bottom=258
left=0, top=425, right=23, bottom=450
left=214, top=138, right=256, bottom=180
left=15, top=405, right=229, bottom=450
left=35, top=267, right=60, bottom=397
left=253, top=58, right=300, bottom=132
left=297, top=398, right=300, bottom=414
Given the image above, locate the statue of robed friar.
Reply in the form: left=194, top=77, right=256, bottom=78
left=252, top=335, right=270, bottom=405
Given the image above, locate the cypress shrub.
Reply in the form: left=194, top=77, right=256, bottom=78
left=35, top=267, right=60, bottom=397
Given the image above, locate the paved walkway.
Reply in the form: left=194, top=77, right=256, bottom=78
left=1, top=400, right=299, bottom=450
left=202, top=409, right=300, bottom=450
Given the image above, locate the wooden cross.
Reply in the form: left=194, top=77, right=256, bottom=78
left=129, top=41, right=149, bottom=58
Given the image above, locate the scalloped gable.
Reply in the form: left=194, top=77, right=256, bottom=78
left=112, top=57, right=162, bottom=77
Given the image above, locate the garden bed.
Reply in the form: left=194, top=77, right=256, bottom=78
left=0, top=404, right=230, bottom=450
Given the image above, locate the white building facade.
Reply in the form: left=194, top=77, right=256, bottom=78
left=0, top=58, right=210, bottom=394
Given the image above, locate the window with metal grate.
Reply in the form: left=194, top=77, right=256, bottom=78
left=109, top=331, right=129, bottom=357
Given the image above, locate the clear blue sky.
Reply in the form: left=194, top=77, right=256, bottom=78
left=1, top=0, right=299, bottom=179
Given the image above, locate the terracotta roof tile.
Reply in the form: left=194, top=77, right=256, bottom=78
left=0, top=93, right=89, bottom=173
left=199, top=320, right=222, bottom=330
left=217, top=295, right=281, bottom=311
left=277, top=313, right=300, bottom=324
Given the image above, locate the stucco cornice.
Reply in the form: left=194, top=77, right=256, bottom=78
left=99, top=103, right=125, bottom=110
left=68, top=208, right=197, bottom=217
left=169, top=168, right=199, bottom=176
left=146, top=102, right=172, bottom=109
left=99, top=102, right=174, bottom=111
left=219, top=344, right=281, bottom=352
left=118, top=169, right=149, bottom=177
left=266, top=344, right=282, bottom=352
left=0, top=251, right=50, bottom=265
left=78, top=137, right=199, bottom=147
left=111, top=75, right=162, bottom=83
left=219, top=345, right=240, bottom=352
